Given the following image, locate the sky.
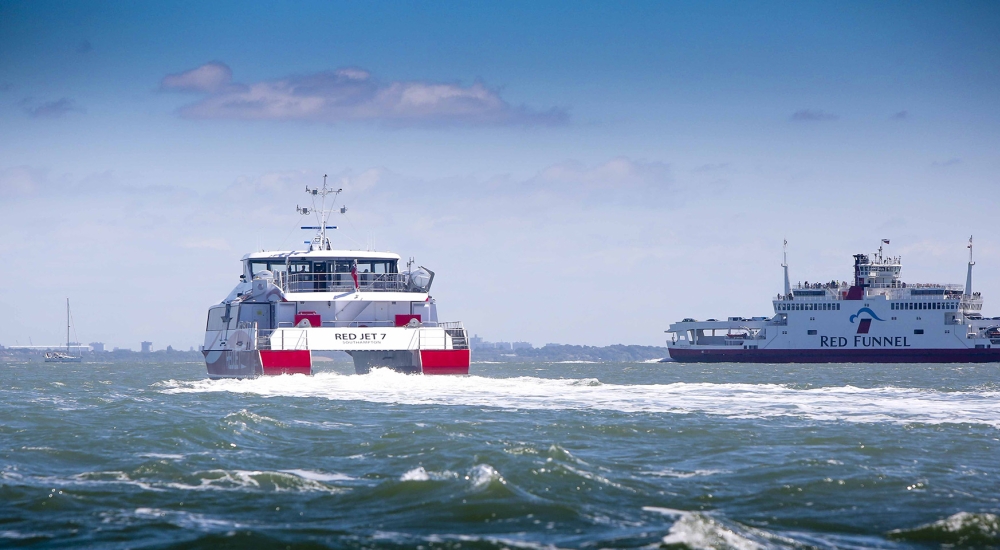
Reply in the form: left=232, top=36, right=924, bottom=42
left=1, top=1, right=999, bottom=350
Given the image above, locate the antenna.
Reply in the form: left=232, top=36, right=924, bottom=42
left=964, top=235, right=975, bottom=297
left=781, top=239, right=791, bottom=297
left=297, top=174, right=345, bottom=251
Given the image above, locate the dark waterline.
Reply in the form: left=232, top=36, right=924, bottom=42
left=2, top=360, right=999, bottom=548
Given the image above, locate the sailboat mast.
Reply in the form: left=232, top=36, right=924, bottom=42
left=66, top=298, right=70, bottom=352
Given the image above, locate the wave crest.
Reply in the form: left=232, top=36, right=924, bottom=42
left=888, top=512, right=1000, bottom=545
left=159, top=372, right=1000, bottom=427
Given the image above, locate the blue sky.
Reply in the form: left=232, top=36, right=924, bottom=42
left=1, top=1, right=998, bottom=349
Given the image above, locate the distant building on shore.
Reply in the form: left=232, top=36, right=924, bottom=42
left=469, top=336, right=533, bottom=351
left=141, top=341, right=152, bottom=353
left=90, top=342, right=105, bottom=353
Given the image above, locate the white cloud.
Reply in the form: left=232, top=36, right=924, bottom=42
left=163, top=64, right=567, bottom=127
left=3, top=159, right=997, bottom=350
left=160, top=62, right=234, bottom=93
left=0, top=166, right=45, bottom=196
left=536, top=157, right=671, bottom=190
left=181, top=237, right=231, bottom=251
left=22, top=98, right=85, bottom=118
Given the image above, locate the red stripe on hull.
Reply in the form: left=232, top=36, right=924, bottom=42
left=259, top=350, right=312, bottom=375
left=419, top=350, right=470, bottom=375
left=668, top=347, right=1000, bottom=363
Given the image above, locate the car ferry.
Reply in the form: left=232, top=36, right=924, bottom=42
left=202, top=177, right=470, bottom=378
left=666, top=239, right=1000, bottom=363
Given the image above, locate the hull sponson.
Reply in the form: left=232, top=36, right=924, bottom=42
left=203, top=350, right=264, bottom=378
left=260, top=350, right=312, bottom=376
left=419, top=349, right=471, bottom=375
left=349, top=350, right=421, bottom=375
left=668, top=347, right=1000, bottom=363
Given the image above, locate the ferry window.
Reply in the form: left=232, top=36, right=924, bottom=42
left=269, top=262, right=287, bottom=275
left=206, top=306, right=235, bottom=331
left=289, top=262, right=311, bottom=273
left=914, top=329, right=924, bottom=335
left=250, top=261, right=268, bottom=276
left=353, top=260, right=397, bottom=274
left=807, top=330, right=817, bottom=335
left=332, top=260, right=350, bottom=273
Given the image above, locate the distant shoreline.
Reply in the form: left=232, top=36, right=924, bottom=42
left=1, top=344, right=670, bottom=364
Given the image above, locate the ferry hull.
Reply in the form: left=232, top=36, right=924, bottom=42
left=668, top=347, right=1000, bottom=363
left=419, top=349, right=471, bottom=375
left=348, top=349, right=471, bottom=375
left=204, top=347, right=469, bottom=377
left=204, top=349, right=312, bottom=379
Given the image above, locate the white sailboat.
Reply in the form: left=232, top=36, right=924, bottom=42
left=45, top=299, right=83, bottom=363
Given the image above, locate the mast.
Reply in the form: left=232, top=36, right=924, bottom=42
left=297, top=175, right=343, bottom=251
left=66, top=298, right=70, bottom=352
left=964, top=235, right=974, bottom=297
left=782, top=240, right=791, bottom=297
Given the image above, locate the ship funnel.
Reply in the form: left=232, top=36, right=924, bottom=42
left=964, top=235, right=974, bottom=296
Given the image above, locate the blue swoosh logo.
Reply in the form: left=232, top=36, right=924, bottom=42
left=849, top=307, right=884, bottom=323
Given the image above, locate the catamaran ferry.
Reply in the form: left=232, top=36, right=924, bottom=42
left=202, top=177, right=470, bottom=378
left=666, top=239, right=1000, bottom=363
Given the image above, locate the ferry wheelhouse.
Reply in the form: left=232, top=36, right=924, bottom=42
left=203, top=177, right=470, bottom=378
left=666, top=239, right=1000, bottom=363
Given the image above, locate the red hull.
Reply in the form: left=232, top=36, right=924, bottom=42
left=260, top=350, right=312, bottom=375
left=204, top=349, right=312, bottom=378
left=668, top=347, right=1000, bottom=363
left=419, top=349, right=471, bottom=374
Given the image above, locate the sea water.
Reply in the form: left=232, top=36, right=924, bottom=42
left=1, top=360, right=999, bottom=548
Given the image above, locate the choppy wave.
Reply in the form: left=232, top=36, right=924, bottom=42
left=646, top=507, right=805, bottom=550
left=13, top=468, right=349, bottom=494
left=159, top=370, right=1000, bottom=427
left=888, top=512, right=1000, bottom=545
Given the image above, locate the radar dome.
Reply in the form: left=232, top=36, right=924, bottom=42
left=409, top=268, right=431, bottom=290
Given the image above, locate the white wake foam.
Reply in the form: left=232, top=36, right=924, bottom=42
left=159, top=370, right=1000, bottom=427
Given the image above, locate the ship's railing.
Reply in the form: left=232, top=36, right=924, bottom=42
left=273, top=320, right=461, bottom=329
left=275, top=271, right=414, bottom=293
left=234, top=323, right=309, bottom=351
left=777, top=282, right=969, bottom=301
left=229, top=320, right=465, bottom=351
